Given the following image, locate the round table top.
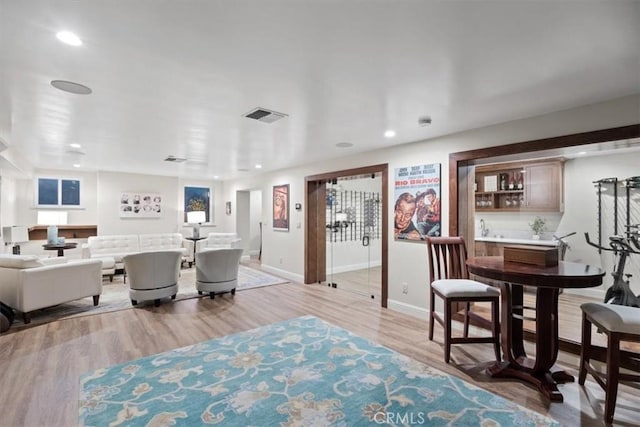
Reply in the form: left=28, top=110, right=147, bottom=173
left=42, top=242, right=78, bottom=250
left=466, top=256, right=605, bottom=289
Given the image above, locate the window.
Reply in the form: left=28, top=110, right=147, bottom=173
left=184, top=186, right=212, bottom=223
left=36, top=177, right=81, bottom=207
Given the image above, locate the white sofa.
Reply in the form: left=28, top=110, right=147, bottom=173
left=82, top=233, right=193, bottom=271
left=0, top=254, right=103, bottom=324
left=196, top=232, right=242, bottom=252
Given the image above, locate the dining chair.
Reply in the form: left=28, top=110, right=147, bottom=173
left=578, top=302, right=640, bottom=424
left=426, top=236, right=501, bottom=363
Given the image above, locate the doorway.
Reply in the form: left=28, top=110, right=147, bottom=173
left=236, top=189, right=263, bottom=264
left=305, top=164, right=389, bottom=307
left=449, top=124, right=640, bottom=354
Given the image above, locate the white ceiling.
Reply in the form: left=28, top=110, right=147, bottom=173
left=1, top=1, right=639, bottom=179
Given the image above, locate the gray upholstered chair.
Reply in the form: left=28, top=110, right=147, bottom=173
left=122, top=250, right=182, bottom=307
left=195, top=248, right=243, bottom=299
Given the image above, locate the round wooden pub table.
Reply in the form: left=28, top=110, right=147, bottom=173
left=466, top=256, right=604, bottom=402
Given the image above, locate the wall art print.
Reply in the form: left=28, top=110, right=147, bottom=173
left=273, top=184, right=289, bottom=231
left=394, top=163, right=441, bottom=242
left=184, top=186, right=211, bottom=223
left=120, top=192, right=162, bottom=218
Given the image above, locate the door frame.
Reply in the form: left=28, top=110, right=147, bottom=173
left=304, top=164, right=389, bottom=307
left=447, top=124, right=640, bottom=355
left=448, top=124, right=640, bottom=236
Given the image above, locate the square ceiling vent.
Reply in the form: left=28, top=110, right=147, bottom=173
left=243, top=107, right=288, bottom=123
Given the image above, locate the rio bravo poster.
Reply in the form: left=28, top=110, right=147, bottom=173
left=394, top=163, right=441, bottom=241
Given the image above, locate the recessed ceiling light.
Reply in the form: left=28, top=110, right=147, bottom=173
left=336, top=142, right=353, bottom=148
left=72, top=164, right=81, bottom=168
left=213, top=175, right=219, bottom=179
left=56, top=31, right=82, bottom=46
left=51, top=80, right=92, bottom=95
left=69, top=143, right=81, bottom=148
left=578, top=151, right=587, bottom=155
left=384, top=130, right=396, bottom=138
left=255, top=164, right=262, bottom=169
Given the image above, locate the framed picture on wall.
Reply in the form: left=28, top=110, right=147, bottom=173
left=273, top=184, right=289, bottom=231
left=184, top=186, right=211, bottom=223
left=120, top=192, right=162, bottom=218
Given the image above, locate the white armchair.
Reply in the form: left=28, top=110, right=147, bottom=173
left=195, top=248, right=243, bottom=298
left=122, top=250, right=182, bottom=307
left=0, top=255, right=103, bottom=324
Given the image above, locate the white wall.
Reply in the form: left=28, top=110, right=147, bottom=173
left=221, top=94, right=640, bottom=317
left=559, top=151, right=640, bottom=297
left=249, top=190, right=263, bottom=255
left=1, top=95, right=638, bottom=316
left=236, top=191, right=250, bottom=252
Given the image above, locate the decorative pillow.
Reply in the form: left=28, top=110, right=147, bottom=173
left=0, top=254, right=44, bottom=269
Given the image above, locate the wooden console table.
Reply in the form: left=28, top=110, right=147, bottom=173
left=28, top=225, right=97, bottom=240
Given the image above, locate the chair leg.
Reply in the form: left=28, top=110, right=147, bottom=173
left=444, top=298, right=452, bottom=363
left=209, top=292, right=215, bottom=299
left=578, top=312, right=591, bottom=385
left=463, top=302, right=471, bottom=338
left=109, top=275, right=114, bottom=282
left=171, top=294, right=176, bottom=300
left=22, top=312, right=31, bottom=324
left=92, top=295, right=100, bottom=306
left=231, top=288, right=236, bottom=295
left=154, top=299, right=160, bottom=307
left=428, top=289, right=435, bottom=341
left=491, top=299, right=501, bottom=361
left=604, top=333, right=621, bottom=424
left=198, top=291, right=203, bottom=295
left=131, top=299, right=138, bottom=306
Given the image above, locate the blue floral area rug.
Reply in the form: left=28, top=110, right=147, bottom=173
left=79, top=316, right=560, bottom=426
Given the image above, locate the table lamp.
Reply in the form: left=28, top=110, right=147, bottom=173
left=37, top=211, right=68, bottom=244
left=2, top=226, right=30, bottom=254
left=186, top=211, right=206, bottom=239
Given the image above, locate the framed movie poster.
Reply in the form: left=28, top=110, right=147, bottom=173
left=273, top=184, right=289, bottom=231
left=393, top=163, right=441, bottom=241
left=120, top=192, right=162, bottom=218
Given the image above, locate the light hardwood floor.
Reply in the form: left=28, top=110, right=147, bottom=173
left=1, top=279, right=639, bottom=426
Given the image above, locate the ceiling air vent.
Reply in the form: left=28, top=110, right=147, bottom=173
left=164, top=155, right=187, bottom=163
left=243, top=107, right=288, bottom=123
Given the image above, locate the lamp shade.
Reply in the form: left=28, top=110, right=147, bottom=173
left=186, top=211, right=206, bottom=224
left=2, top=226, right=29, bottom=243
left=37, top=210, right=68, bottom=225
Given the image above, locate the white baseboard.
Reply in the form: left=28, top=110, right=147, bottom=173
left=387, top=299, right=429, bottom=320
left=259, top=264, right=304, bottom=284
left=248, top=249, right=260, bottom=256
left=326, top=260, right=382, bottom=275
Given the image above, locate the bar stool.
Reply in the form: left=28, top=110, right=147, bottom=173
left=426, top=236, right=501, bottom=363
left=579, top=302, right=640, bottom=424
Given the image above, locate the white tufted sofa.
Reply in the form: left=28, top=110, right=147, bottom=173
left=82, top=234, right=140, bottom=271
left=0, top=254, right=102, bottom=324
left=82, top=233, right=193, bottom=271
left=196, top=232, right=242, bottom=252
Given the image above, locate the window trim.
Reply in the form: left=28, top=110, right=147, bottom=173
left=35, top=176, right=83, bottom=209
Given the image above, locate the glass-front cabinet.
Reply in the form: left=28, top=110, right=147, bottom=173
left=474, top=160, right=564, bottom=212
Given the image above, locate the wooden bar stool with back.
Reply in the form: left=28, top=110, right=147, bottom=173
left=426, top=236, right=501, bottom=363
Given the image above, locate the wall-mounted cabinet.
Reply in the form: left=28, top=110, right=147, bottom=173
left=474, top=160, right=563, bottom=212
